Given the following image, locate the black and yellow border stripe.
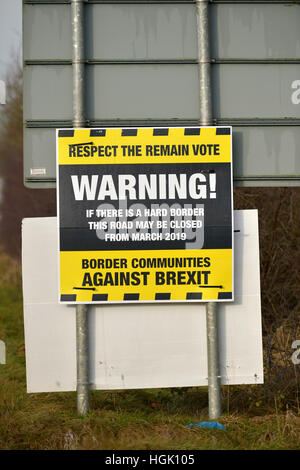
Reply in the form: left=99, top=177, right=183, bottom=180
left=58, top=127, right=231, bottom=139
left=60, top=291, right=232, bottom=303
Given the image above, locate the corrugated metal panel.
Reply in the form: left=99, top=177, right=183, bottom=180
left=23, top=66, right=73, bottom=120
left=232, top=126, right=300, bottom=186
left=86, top=4, right=197, bottom=60
left=24, top=128, right=58, bottom=188
left=213, top=64, right=300, bottom=119
left=86, top=65, right=200, bottom=119
left=23, top=0, right=300, bottom=188
left=24, top=3, right=300, bottom=61
left=23, top=5, right=72, bottom=60
left=24, top=63, right=300, bottom=120
left=23, top=64, right=199, bottom=120
left=211, top=3, right=300, bottom=60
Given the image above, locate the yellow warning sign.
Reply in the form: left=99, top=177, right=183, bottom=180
left=57, top=126, right=233, bottom=303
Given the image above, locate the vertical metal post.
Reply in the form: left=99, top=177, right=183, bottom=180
left=206, top=302, right=222, bottom=419
left=71, top=0, right=90, bottom=416
left=196, top=0, right=222, bottom=419
left=196, top=0, right=213, bottom=126
left=72, top=0, right=86, bottom=128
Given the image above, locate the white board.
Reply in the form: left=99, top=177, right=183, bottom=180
left=0, top=340, right=5, bottom=364
left=22, top=210, right=263, bottom=393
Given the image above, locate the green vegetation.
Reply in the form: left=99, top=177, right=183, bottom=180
left=0, top=249, right=299, bottom=450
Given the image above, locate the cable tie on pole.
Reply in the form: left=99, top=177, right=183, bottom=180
left=197, top=59, right=212, bottom=64
left=73, top=121, right=86, bottom=127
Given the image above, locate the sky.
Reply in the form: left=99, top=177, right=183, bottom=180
left=0, top=0, right=22, bottom=80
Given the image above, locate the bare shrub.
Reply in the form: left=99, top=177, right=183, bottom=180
left=0, top=61, right=56, bottom=259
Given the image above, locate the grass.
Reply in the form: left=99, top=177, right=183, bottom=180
left=0, top=187, right=300, bottom=449
left=0, top=386, right=299, bottom=449
left=0, top=250, right=299, bottom=450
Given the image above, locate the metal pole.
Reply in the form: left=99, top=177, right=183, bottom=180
left=76, top=304, right=90, bottom=416
left=206, top=303, right=222, bottom=419
left=72, top=0, right=86, bottom=128
left=196, top=0, right=222, bottom=419
left=71, top=0, right=90, bottom=416
left=196, top=0, right=213, bottom=126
